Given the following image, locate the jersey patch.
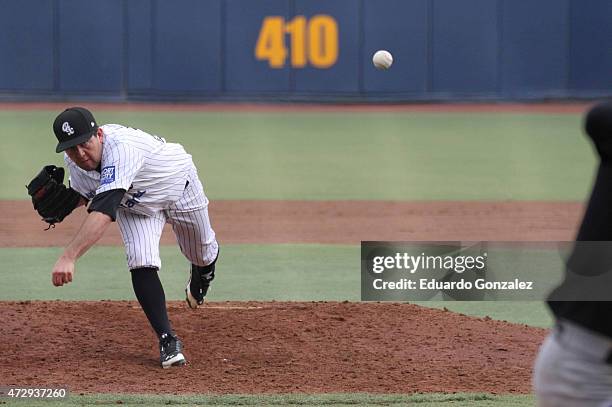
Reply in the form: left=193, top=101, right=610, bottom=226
left=100, top=166, right=116, bottom=185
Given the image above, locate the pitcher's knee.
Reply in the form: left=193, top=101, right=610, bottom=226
left=188, top=240, right=219, bottom=267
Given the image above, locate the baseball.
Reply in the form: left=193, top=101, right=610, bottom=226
left=372, top=50, right=393, bottom=70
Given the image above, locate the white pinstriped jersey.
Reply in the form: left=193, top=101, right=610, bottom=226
left=65, top=124, right=195, bottom=217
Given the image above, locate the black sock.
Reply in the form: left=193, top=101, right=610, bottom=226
left=130, top=267, right=173, bottom=338
left=193, top=262, right=216, bottom=282
left=194, top=246, right=220, bottom=283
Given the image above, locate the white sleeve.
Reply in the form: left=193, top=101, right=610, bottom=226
left=96, top=141, right=145, bottom=194
left=64, top=154, right=89, bottom=198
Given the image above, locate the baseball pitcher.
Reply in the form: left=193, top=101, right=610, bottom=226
left=26, top=107, right=219, bottom=368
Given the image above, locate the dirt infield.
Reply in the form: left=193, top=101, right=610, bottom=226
left=0, top=200, right=582, bottom=246
left=1, top=300, right=545, bottom=394
left=1, top=200, right=575, bottom=394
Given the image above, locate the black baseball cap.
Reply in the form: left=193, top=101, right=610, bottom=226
left=53, top=107, right=98, bottom=153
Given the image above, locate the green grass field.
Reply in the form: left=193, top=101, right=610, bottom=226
left=0, top=110, right=593, bottom=200
left=0, top=245, right=554, bottom=327
left=0, top=107, right=584, bottom=405
left=0, top=392, right=535, bottom=406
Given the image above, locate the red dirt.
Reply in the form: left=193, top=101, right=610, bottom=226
left=0, top=301, right=545, bottom=394
left=0, top=200, right=582, bottom=246
left=0, top=200, right=573, bottom=394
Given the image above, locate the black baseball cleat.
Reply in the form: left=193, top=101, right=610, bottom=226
left=159, top=333, right=186, bottom=369
left=185, top=258, right=217, bottom=309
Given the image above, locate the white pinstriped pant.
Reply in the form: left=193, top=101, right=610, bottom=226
left=116, top=168, right=218, bottom=270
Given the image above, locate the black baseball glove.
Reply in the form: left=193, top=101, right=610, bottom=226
left=26, top=165, right=82, bottom=228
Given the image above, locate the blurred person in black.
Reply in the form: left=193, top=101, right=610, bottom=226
left=534, top=102, right=612, bottom=406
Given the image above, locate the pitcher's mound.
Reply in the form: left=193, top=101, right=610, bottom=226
left=1, top=300, right=545, bottom=394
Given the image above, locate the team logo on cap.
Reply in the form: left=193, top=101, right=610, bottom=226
left=62, top=122, right=74, bottom=135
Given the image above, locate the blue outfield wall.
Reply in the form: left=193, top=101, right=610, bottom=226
left=1, top=0, right=611, bottom=101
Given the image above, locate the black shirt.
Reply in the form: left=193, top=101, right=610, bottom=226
left=548, top=301, right=612, bottom=337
